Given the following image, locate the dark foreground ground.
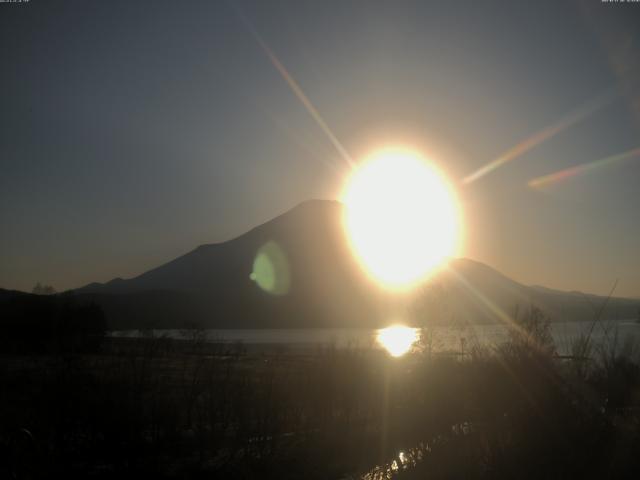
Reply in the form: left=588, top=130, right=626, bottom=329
left=2, top=313, right=640, bottom=479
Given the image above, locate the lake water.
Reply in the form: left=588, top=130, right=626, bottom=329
left=111, top=319, right=640, bottom=356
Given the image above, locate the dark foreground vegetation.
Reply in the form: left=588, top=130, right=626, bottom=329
left=1, top=302, right=640, bottom=479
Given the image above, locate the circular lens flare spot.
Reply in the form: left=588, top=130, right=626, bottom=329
left=250, top=241, right=291, bottom=295
left=342, top=148, right=461, bottom=290
left=377, top=325, right=419, bottom=357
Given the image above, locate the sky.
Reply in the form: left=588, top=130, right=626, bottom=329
left=1, top=0, right=640, bottom=297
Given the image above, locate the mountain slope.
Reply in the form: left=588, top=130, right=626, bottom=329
left=74, top=200, right=640, bottom=329
left=77, top=200, right=385, bottom=328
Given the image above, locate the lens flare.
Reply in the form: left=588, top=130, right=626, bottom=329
left=232, top=3, right=353, bottom=171
left=528, top=146, right=640, bottom=189
left=462, top=89, right=616, bottom=185
left=342, top=148, right=462, bottom=290
left=250, top=241, right=291, bottom=295
left=377, top=326, right=419, bottom=357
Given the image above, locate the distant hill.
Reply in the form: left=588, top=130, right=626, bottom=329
left=13, top=199, right=639, bottom=330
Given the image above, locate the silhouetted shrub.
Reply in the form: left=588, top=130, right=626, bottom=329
left=1, top=314, right=640, bottom=479
left=0, top=293, right=106, bottom=353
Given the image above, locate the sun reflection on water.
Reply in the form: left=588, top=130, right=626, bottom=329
left=376, top=326, right=419, bottom=357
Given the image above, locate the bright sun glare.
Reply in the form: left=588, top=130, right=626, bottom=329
left=377, top=326, right=419, bottom=357
left=342, top=148, right=461, bottom=290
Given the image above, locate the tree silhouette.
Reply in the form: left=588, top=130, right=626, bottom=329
left=31, top=282, right=56, bottom=295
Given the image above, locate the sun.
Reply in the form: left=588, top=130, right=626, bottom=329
left=342, top=148, right=461, bottom=290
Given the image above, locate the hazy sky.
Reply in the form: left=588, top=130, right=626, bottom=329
left=1, top=0, right=640, bottom=297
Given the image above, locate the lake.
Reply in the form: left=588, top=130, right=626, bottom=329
left=111, top=319, right=640, bottom=356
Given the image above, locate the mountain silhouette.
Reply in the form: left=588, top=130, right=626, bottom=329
left=40, top=199, right=640, bottom=329
left=74, top=200, right=384, bottom=328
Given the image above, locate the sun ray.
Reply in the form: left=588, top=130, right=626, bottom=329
left=462, top=89, right=617, bottom=185
left=446, top=267, right=529, bottom=339
left=265, top=111, right=345, bottom=176
left=528, top=146, right=640, bottom=189
left=231, top=4, right=355, bottom=171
